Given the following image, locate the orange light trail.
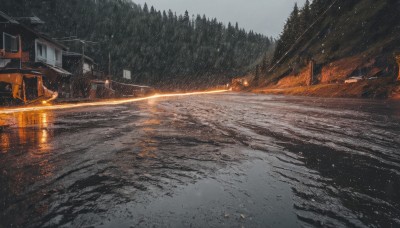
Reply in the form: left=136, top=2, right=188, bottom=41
left=0, top=90, right=228, bottom=114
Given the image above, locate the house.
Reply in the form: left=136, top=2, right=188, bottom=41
left=63, top=51, right=109, bottom=98
left=0, top=11, right=72, bottom=97
left=63, top=51, right=96, bottom=76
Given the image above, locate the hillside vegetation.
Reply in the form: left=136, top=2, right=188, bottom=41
left=2, top=0, right=273, bottom=89
left=258, top=0, right=400, bottom=98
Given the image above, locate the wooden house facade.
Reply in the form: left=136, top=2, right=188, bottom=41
left=0, top=11, right=72, bottom=98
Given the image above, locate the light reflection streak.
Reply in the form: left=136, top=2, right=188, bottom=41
left=0, top=111, right=55, bottom=199
left=0, top=111, right=53, bottom=154
left=0, top=134, right=10, bottom=152
left=0, top=90, right=228, bottom=114
left=137, top=105, right=160, bottom=160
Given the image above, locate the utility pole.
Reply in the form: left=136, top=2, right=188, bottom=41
left=18, top=35, right=22, bottom=69
left=81, top=40, right=85, bottom=76
left=108, top=34, right=114, bottom=78
left=108, top=51, right=111, bottom=76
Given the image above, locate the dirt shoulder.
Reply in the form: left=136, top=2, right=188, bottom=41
left=253, top=79, right=400, bottom=99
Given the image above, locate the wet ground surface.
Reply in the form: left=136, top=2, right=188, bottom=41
left=1, top=93, right=400, bottom=228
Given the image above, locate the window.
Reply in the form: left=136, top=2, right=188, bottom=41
left=55, top=49, right=62, bottom=67
left=55, top=49, right=59, bottom=61
left=3, top=33, right=18, bottom=53
left=38, top=43, right=42, bottom=56
left=37, top=42, right=47, bottom=59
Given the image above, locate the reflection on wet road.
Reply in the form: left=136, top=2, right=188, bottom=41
left=1, top=93, right=400, bottom=227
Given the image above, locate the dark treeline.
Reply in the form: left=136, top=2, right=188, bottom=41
left=2, top=0, right=273, bottom=89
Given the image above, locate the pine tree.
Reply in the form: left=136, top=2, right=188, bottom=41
left=273, top=3, right=300, bottom=62
left=183, top=10, right=190, bottom=26
left=290, top=3, right=300, bottom=39
left=311, top=0, right=327, bottom=18
left=143, top=3, right=149, bottom=13
left=300, top=0, right=311, bottom=33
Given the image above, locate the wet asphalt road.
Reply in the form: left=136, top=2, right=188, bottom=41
left=0, top=93, right=400, bottom=228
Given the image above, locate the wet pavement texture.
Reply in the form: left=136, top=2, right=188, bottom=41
left=1, top=93, right=400, bottom=228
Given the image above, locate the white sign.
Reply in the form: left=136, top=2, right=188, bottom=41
left=123, top=69, right=131, bottom=80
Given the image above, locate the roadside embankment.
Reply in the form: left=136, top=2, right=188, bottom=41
left=253, top=78, right=400, bottom=99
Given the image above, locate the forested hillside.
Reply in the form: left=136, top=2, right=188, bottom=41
left=2, top=0, right=273, bottom=89
left=257, top=0, right=400, bottom=98
left=265, top=0, right=400, bottom=83
left=272, top=0, right=326, bottom=63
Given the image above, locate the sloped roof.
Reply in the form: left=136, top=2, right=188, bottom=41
left=14, top=16, right=45, bottom=25
left=63, top=51, right=95, bottom=64
left=43, top=63, right=72, bottom=76
left=0, top=11, right=19, bottom=24
left=0, top=11, right=68, bottom=50
left=0, top=68, right=42, bottom=74
left=34, top=62, right=72, bottom=76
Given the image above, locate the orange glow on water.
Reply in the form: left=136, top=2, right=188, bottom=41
left=0, top=111, right=53, bottom=154
left=0, top=90, right=228, bottom=114
left=0, top=134, right=10, bottom=152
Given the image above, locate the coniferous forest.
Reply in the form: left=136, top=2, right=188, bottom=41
left=272, top=0, right=332, bottom=63
left=247, top=0, right=328, bottom=81
left=272, top=0, right=376, bottom=64
left=256, top=0, right=400, bottom=85
left=2, top=0, right=273, bottom=89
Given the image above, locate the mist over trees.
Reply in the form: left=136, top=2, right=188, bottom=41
left=2, top=0, right=273, bottom=89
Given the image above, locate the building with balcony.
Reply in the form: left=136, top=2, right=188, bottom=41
left=0, top=11, right=72, bottom=97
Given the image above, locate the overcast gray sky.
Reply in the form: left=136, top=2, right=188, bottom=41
left=133, top=0, right=306, bottom=37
